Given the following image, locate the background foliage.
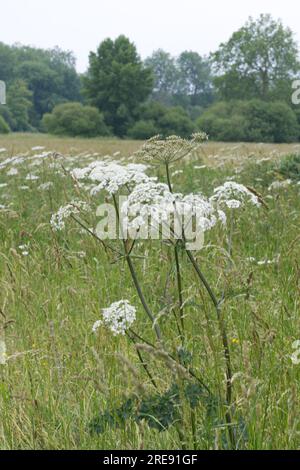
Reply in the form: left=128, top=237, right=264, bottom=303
left=1, top=14, right=300, bottom=140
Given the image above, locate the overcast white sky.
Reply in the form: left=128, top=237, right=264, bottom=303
left=1, top=0, right=300, bottom=72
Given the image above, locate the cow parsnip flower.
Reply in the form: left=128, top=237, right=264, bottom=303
left=93, top=300, right=136, bottom=336
left=71, top=161, right=153, bottom=195
left=121, top=181, right=226, bottom=235
left=268, top=179, right=292, bottom=191
left=134, top=133, right=208, bottom=165
left=210, top=182, right=261, bottom=209
left=50, top=200, right=90, bottom=231
left=0, top=340, right=7, bottom=365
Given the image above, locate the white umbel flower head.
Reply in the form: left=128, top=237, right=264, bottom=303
left=93, top=300, right=136, bottom=336
left=177, top=194, right=227, bottom=232
left=268, top=179, right=292, bottom=191
left=291, top=340, right=300, bottom=365
left=50, top=200, right=90, bottom=231
left=134, top=133, right=208, bottom=164
left=121, top=181, right=176, bottom=230
left=0, top=340, right=7, bottom=365
left=121, top=182, right=225, bottom=235
left=6, top=167, right=18, bottom=176
left=210, top=182, right=261, bottom=209
left=71, top=161, right=153, bottom=195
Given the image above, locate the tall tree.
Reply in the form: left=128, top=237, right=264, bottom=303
left=0, top=42, right=17, bottom=83
left=177, top=51, right=214, bottom=107
left=0, top=43, right=81, bottom=128
left=84, top=35, right=153, bottom=136
left=6, top=80, right=33, bottom=131
left=212, top=14, right=300, bottom=101
left=145, top=49, right=179, bottom=105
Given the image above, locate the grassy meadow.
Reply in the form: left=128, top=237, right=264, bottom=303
left=0, top=133, right=299, bottom=450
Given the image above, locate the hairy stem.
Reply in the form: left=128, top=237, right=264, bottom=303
left=166, top=163, right=185, bottom=342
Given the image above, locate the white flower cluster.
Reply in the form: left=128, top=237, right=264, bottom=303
left=121, top=181, right=226, bottom=234
left=92, top=300, right=136, bottom=336
left=50, top=200, right=90, bottom=231
left=0, top=155, right=25, bottom=170
left=268, top=179, right=292, bottom=191
left=31, top=146, right=45, bottom=151
left=210, top=182, right=261, bottom=209
left=19, top=244, right=30, bottom=256
left=38, top=182, right=54, bottom=191
left=178, top=194, right=227, bottom=231
left=0, top=340, right=7, bottom=365
left=121, top=181, right=177, bottom=230
left=6, top=168, right=18, bottom=176
left=291, top=340, right=300, bottom=365
left=71, top=161, right=153, bottom=195
left=26, top=174, right=39, bottom=181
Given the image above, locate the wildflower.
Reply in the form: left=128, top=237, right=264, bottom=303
left=247, top=255, right=280, bottom=266
left=38, top=182, right=54, bottom=191
left=29, top=159, right=43, bottom=167
left=291, top=340, right=300, bottom=365
left=50, top=200, right=90, bottom=231
left=93, top=300, right=136, bottom=336
left=210, top=182, right=261, bottom=209
left=262, top=255, right=280, bottom=266
left=75, top=251, right=86, bottom=259
left=6, top=168, right=18, bottom=176
left=177, top=194, right=226, bottom=231
left=121, top=182, right=225, bottom=236
left=92, top=320, right=102, bottom=333
left=231, top=338, right=240, bottom=345
left=134, top=133, right=208, bottom=165
left=71, top=161, right=152, bottom=195
left=0, top=340, right=7, bottom=365
left=268, top=179, right=292, bottom=191
left=26, top=174, right=39, bottom=181
left=0, top=156, right=25, bottom=170
left=31, top=146, right=45, bottom=151
left=19, top=244, right=30, bottom=256
left=171, top=170, right=183, bottom=177
left=121, top=181, right=176, bottom=231
left=30, top=151, right=52, bottom=161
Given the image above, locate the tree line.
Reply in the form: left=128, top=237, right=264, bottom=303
left=1, top=14, right=300, bottom=142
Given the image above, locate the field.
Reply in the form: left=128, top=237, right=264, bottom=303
left=0, top=133, right=299, bottom=450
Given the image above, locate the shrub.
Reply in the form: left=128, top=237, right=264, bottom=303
left=239, top=100, right=299, bottom=143
left=159, top=106, right=195, bottom=137
left=267, top=102, right=299, bottom=143
left=127, top=120, right=159, bottom=140
left=0, top=115, right=10, bottom=134
left=42, top=102, right=110, bottom=137
left=278, top=153, right=300, bottom=181
left=128, top=102, right=195, bottom=139
left=197, top=100, right=299, bottom=143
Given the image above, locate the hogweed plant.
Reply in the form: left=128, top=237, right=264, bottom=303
left=51, top=134, right=262, bottom=449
